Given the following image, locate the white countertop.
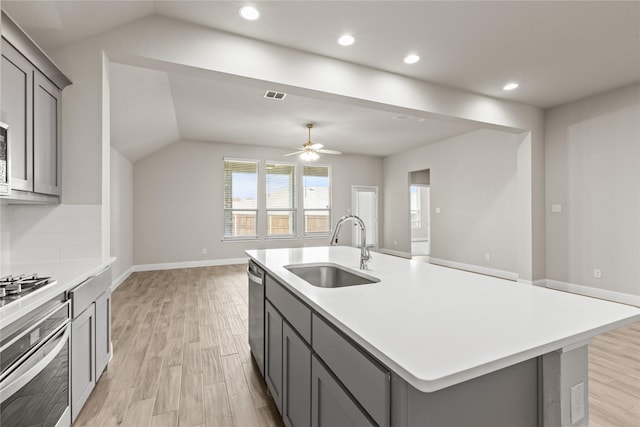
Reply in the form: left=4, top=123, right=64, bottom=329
left=0, top=257, right=115, bottom=326
left=247, top=246, right=640, bottom=392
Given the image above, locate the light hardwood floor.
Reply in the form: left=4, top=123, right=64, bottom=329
left=74, top=264, right=640, bottom=426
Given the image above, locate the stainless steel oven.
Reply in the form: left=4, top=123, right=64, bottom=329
left=0, top=293, right=71, bottom=427
left=248, top=259, right=265, bottom=376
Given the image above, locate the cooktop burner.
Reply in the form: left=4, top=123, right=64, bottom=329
left=0, top=274, right=55, bottom=306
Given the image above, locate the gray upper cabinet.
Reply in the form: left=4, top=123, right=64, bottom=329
left=0, top=41, right=33, bottom=191
left=0, top=11, right=70, bottom=202
left=33, top=71, right=62, bottom=195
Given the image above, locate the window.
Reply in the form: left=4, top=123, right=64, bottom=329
left=266, top=163, right=296, bottom=237
left=224, top=159, right=258, bottom=238
left=303, top=165, right=331, bottom=234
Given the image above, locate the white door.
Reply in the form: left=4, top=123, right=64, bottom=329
left=352, top=186, right=378, bottom=249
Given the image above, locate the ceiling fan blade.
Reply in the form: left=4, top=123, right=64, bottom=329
left=284, top=151, right=304, bottom=156
left=318, top=149, right=342, bottom=155
left=311, top=143, right=324, bottom=150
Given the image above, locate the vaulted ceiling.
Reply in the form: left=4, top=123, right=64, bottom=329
left=4, top=1, right=638, bottom=162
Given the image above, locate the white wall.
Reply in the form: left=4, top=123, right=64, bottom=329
left=545, top=84, right=640, bottom=298
left=133, top=140, right=382, bottom=266
left=383, top=129, right=520, bottom=275
left=110, top=147, right=133, bottom=280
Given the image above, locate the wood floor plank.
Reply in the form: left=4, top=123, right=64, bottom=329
left=229, top=391, right=261, bottom=427
left=183, top=341, right=203, bottom=376
left=153, top=365, right=183, bottom=415
left=123, top=398, right=155, bottom=427
left=203, top=382, right=233, bottom=427
left=178, top=373, right=205, bottom=427
left=221, top=353, right=249, bottom=397
left=202, top=346, right=225, bottom=385
left=132, top=356, right=164, bottom=402
left=151, top=410, right=178, bottom=427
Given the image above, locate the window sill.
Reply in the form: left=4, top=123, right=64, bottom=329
left=303, top=233, right=332, bottom=239
left=222, top=237, right=260, bottom=243
left=266, top=235, right=299, bottom=241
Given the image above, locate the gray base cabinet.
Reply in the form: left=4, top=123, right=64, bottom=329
left=95, top=289, right=111, bottom=378
left=69, top=267, right=111, bottom=422
left=265, top=300, right=283, bottom=413
left=311, top=356, right=373, bottom=427
left=71, top=303, right=95, bottom=421
left=282, top=322, right=311, bottom=427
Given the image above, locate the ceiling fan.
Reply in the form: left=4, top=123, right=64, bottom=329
left=284, top=124, right=342, bottom=161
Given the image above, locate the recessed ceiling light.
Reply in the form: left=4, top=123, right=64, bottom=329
left=403, top=54, right=420, bottom=64
left=239, top=6, right=260, bottom=21
left=337, top=34, right=355, bottom=46
left=503, top=82, right=519, bottom=91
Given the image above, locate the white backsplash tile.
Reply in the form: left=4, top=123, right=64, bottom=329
left=5, top=204, right=101, bottom=265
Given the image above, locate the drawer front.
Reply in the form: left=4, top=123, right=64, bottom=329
left=312, top=314, right=390, bottom=427
left=266, top=275, right=311, bottom=343
left=69, top=267, right=111, bottom=318
left=69, top=278, right=94, bottom=318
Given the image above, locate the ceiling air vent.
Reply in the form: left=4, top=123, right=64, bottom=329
left=264, top=90, right=287, bottom=100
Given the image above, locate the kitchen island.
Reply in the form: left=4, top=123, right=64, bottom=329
left=247, top=246, right=640, bottom=427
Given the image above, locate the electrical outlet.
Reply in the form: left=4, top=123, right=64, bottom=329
left=570, top=382, right=585, bottom=424
left=202, top=248, right=207, bottom=255
left=393, top=240, right=397, bottom=246
left=485, top=253, right=491, bottom=261
left=435, top=207, right=441, bottom=214
left=593, top=268, right=602, bottom=278
left=551, top=204, right=562, bottom=213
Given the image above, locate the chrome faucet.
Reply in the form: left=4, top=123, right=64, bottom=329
left=329, top=214, right=372, bottom=270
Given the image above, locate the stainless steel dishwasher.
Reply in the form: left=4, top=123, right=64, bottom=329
left=248, top=259, right=265, bottom=376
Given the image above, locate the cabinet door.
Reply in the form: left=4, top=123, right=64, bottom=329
left=311, top=356, right=373, bottom=427
left=283, top=322, right=311, bottom=427
left=33, top=71, right=61, bottom=195
left=0, top=40, right=33, bottom=191
left=265, top=300, right=283, bottom=413
left=71, top=304, right=96, bottom=422
left=95, top=289, right=111, bottom=379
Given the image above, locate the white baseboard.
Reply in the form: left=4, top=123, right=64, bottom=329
left=111, top=266, right=134, bottom=291
left=379, top=248, right=412, bottom=259
left=134, top=257, right=248, bottom=272
left=544, top=279, right=640, bottom=307
left=429, top=257, right=519, bottom=281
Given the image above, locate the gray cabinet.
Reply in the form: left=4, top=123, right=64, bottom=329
left=265, top=300, right=283, bottom=413
left=71, top=303, right=95, bottom=421
left=311, top=355, right=373, bottom=427
left=0, top=12, right=70, bottom=202
left=95, top=289, right=111, bottom=378
left=69, top=267, right=111, bottom=422
left=33, top=70, right=62, bottom=196
left=282, top=322, right=311, bottom=427
left=0, top=41, right=33, bottom=191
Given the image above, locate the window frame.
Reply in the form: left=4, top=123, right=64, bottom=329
left=223, top=157, right=259, bottom=241
left=265, top=161, right=298, bottom=239
left=302, top=164, right=332, bottom=237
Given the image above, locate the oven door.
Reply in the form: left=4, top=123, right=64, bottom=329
left=0, top=324, right=71, bottom=427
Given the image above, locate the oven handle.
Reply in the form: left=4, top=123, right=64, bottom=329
left=0, top=324, right=69, bottom=404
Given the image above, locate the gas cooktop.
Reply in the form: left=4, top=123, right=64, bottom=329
left=0, top=274, right=56, bottom=307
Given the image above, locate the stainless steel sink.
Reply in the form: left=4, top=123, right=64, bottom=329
left=284, top=263, right=380, bottom=288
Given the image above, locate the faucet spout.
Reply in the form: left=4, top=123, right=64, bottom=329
left=329, top=215, right=372, bottom=270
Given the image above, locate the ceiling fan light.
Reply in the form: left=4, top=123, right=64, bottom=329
left=300, top=151, right=319, bottom=161
left=239, top=6, right=260, bottom=20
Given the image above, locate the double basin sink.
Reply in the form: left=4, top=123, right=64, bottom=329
left=284, top=263, right=380, bottom=288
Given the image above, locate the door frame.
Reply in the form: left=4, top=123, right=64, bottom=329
left=351, top=185, right=378, bottom=249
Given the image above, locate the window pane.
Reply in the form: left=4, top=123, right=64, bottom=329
left=267, top=211, right=295, bottom=235
left=303, top=166, right=330, bottom=209
left=225, top=210, right=257, bottom=237
left=304, top=210, right=330, bottom=233
left=224, top=160, right=257, bottom=210
left=267, top=163, right=295, bottom=209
